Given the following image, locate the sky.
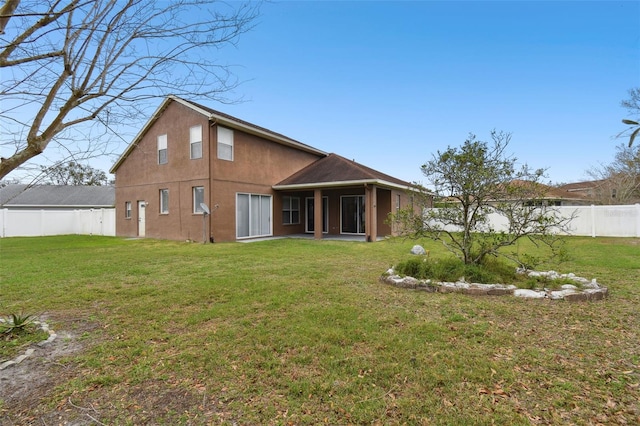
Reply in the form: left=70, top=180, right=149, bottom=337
left=208, top=0, right=640, bottom=186
left=6, top=0, right=640, bottom=186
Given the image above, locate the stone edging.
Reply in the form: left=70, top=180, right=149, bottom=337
left=380, top=268, right=609, bottom=301
left=0, top=318, right=57, bottom=370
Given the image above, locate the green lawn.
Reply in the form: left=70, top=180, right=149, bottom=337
left=1, top=235, right=639, bottom=424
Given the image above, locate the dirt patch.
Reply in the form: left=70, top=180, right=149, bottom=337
left=0, top=315, right=96, bottom=425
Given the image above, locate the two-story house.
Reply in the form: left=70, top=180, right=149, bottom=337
left=110, top=96, right=418, bottom=242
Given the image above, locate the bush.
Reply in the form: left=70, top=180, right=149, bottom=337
left=394, top=256, right=519, bottom=284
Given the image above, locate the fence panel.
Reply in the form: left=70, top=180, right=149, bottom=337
left=424, top=204, right=640, bottom=238
left=0, top=209, right=116, bottom=238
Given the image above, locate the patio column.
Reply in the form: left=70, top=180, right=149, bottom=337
left=314, top=188, right=323, bottom=240
left=365, top=184, right=377, bottom=242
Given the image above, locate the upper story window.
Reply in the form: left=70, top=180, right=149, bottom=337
left=282, top=196, right=300, bottom=225
left=193, top=186, right=205, bottom=214
left=160, top=189, right=169, bottom=214
left=217, top=126, right=233, bottom=161
left=190, top=125, right=202, bottom=159
left=157, top=134, right=168, bottom=164
left=125, top=201, right=132, bottom=219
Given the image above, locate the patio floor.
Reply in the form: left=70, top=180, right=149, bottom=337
left=238, top=234, right=385, bottom=243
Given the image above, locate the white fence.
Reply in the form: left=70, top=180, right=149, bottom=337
left=1, top=205, right=638, bottom=239
left=561, top=204, right=640, bottom=238
left=425, top=204, right=640, bottom=238
left=0, top=208, right=116, bottom=238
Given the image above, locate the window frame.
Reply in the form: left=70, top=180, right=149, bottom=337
left=157, top=134, right=168, bottom=165
left=190, top=125, right=203, bottom=160
left=193, top=186, right=205, bottom=214
left=217, top=126, right=234, bottom=161
left=160, top=189, right=169, bottom=214
left=236, top=193, right=272, bottom=239
left=282, top=196, right=300, bottom=225
left=125, top=201, right=132, bottom=219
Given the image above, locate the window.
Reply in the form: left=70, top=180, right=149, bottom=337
left=160, top=189, right=169, bottom=214
left=157, top=134, right=168, bottom=164
left=125, top=201, right=132, bottom=219
left=396, top=194, right=401, bottom=211
left=193, top=186, right=205, bottom=213
left=237, top=193, right=271, bottom=238
left=282, top=196, right=300, bottom=225
left=217, top=126, right=233, bottom=161
left=190, top=125, right=202, bottom=159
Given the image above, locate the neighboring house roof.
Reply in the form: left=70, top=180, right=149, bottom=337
left=505, top=180, right=589, bottom=201
left=558, top=180, right=606, bottom=193
left=0, top=184, right=115, bottom=208
left=273, top=153, right=416, bottom=191
left=110, top=96, right=327, bottom=173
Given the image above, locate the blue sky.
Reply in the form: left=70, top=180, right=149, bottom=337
left=204, top=0, right=639, bottom=186
left=8, top=1, right=637, bottom=186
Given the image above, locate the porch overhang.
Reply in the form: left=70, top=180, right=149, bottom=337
left=272, top=179, right=416, bottom=192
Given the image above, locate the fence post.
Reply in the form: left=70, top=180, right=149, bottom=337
left=1, top=208, right=6, bottom=238
left=590, top=205, right=596, bottom=238
left=636, top=204, right=640, bottom=238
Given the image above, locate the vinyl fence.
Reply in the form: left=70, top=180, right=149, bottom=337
left=0, top=208, right=116, bottom=238
left=424, top=204, right=640, bottom=238
left=562, top=204, right=640, bottom=238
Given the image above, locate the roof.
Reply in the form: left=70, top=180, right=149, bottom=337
left=273, top=153, right=416, bottom=191
left=110, top=96, right=326, bottom=173
left=0, top=184, right=115, bottom=208
left=505, top=180, right=590, bottom=201
left=558, top=180, right=606, bottom=192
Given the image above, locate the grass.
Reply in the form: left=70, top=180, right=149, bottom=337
left=1, top=235, right=639, bottom=424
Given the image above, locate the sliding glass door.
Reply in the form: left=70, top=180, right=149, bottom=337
left=341, top=195, right=365, bottom=234
left=237, top=193, right=271, bottom=238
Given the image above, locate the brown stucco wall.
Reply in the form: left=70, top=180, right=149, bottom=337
left=114, top=100, right=323, bottom=242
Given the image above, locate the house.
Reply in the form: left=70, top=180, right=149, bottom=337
left=0, top=184, right=115, bottom=210
left=109, top=96, right=418, bottom=242
left=559, top=179, right=640, bottom=205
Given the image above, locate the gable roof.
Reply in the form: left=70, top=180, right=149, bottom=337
left=273, top=153, right=415, bottom=191
left=0, top=184, right=115, bottom=208
left=507, top=180, right=590, bottom=201
left=110, top=96, right=326, bottom=173
left=558, top=180, right=606, bottom=192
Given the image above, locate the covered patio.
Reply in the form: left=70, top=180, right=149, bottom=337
left=273, top=154, right=417, bottom=242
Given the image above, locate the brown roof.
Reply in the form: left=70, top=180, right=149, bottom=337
left=184, top=98, right=323, bottom=154
left=558, top=180, right=605, bottom=192
left=274, top=153, right=415, bottom=190
left=507, top=180, right=589, bottom=200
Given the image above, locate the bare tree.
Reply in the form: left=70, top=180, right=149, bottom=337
left=620, top=87, right=640, bottom=147
left=41, top=161, right=108, bottom=185
left=588, top=144, right=640, bottom=205
left=0, top=0, right=259, bottom=179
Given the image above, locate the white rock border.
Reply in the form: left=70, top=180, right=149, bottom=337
left=380, top=268, right=608, bottom=301
left=0, top=318, right=57, bottom=370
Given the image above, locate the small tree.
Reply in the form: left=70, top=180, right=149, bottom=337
left=391, top=131, right=574, bottom=267
left=41, top=161, right=108, bottom=186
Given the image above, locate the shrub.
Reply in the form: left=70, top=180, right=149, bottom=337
left=394, top=256, right=520, bottom=284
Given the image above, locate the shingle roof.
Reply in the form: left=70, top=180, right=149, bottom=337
left=0, top=185, right=115, bottom=207
left=274, top=153, right=415, bottom=190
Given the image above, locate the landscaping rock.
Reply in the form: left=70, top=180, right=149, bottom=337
left=410, top=245, right=426, bottom=255
left=381, top=268, right=607, bottom=302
